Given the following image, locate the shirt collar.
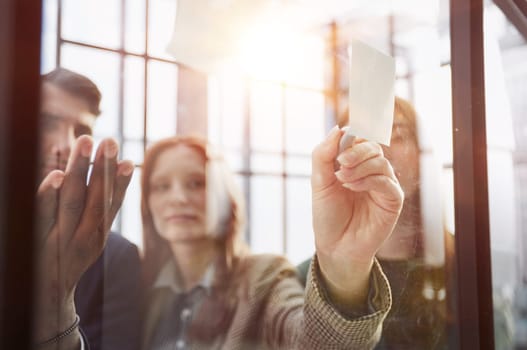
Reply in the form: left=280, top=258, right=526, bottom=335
left=153, top=259, right=216, bottom=294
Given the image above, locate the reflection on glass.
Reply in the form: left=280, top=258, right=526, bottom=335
left=33, top=0, right=471, bottom=348
left=62, top=0, right=121, bottom=49
left=61, top=43, right=120, bottom=138
left=375, top=97, right=449, bottom=349
left=146, top=60, right=178, bottom=141
left=250, top=176, right=283, bottom=255
left=484, top=3, right=527, bottom=348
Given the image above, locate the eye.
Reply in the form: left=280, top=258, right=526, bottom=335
left=74, top=124, right=93, bottom=137
left=187, top=178, right=205, bottom=190
left=152, top=182, right=170, bottom=192
left=40, top=113, right=61, bottom=131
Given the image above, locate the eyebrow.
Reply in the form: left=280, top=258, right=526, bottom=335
left=40, top=112, right=63, bottom=121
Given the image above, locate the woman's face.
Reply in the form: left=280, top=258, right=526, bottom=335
left=148, top=144, right=208, bottom=243
left=383, top=111, right=420, bottom=198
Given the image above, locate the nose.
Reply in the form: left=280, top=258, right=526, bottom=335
left=167, top=184, right=190, bottom=205
left=49, top=124, right=75, bottom=159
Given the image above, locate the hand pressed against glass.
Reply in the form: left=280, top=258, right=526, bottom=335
left=35, top=80, right=134, bottom=346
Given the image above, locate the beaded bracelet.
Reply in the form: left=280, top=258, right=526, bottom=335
left=36, top=314, right=80, bottom=348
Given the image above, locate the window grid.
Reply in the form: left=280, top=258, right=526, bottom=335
left=226, top=78, right=324, bottom=261
left=54, top=0, right=327, bottom=262
left=55, top=0, right=180, bottom=246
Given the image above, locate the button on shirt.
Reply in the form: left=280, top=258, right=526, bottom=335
left=149, top=261, right=215, bottom=350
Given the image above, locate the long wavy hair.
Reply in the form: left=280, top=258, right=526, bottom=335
left=141, top=135, right=248, bottom=286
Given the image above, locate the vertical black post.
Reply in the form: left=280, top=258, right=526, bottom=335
left=0, top=0, right=42, bottom=348
left=450, top=0, right=494, bottom=348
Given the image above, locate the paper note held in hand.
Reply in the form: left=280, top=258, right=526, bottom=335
left=344, top=39, right=395, bottom=147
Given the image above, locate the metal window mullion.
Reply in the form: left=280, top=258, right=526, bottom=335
left=114, top=0, right=126, bottom=234
left=143, top=0, right=150, bottom=152
left=450, top=0, right=494, bottom=349
left=243, top=79, right=252, bottom=245
left=56, top=0, right=62, bottom=67
left=281, top=82, right=287, bottom=256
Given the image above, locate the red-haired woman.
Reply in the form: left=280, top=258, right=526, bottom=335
left=140, top=132, right=403, bottom=350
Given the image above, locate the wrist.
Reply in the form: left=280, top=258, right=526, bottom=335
left=316, top=252, right=374, bottom=313
left=34, top=314, right=81, bottom=348
left=34, top=293, right=77, bottom=342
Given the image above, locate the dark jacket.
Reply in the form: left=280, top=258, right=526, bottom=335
left=75, top=233, right=143, bottom=350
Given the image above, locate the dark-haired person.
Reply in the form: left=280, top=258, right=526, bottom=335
left=34, top=68, right=142, bottom=350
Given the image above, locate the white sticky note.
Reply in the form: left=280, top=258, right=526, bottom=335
left=166, top=0, right=271, bottom=73
left=347, top=39, right=395, bottom=146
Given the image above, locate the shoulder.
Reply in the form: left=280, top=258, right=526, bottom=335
left=106, top=232, right=138, bottom=251
left=99, top=233, right=141, bottom=277
left=234, top=254, right=299, bottom=298
left=104, top=233, right=140, bottom=260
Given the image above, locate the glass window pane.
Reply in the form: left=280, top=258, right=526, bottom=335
left=207, top=76, right=222, bottom=145
left=282, top=34, right=325, bottom=90
left=61, top=43, right=120, bottom=138
left=285, top=88, right=324, bottom=154
left=41, top=0, right=57, bottom=73
left=124, top=56, right=145, bottom=139
left=146, top=60, right=178, bottom=141
left=224, top=151, right=244, bottom=173
left=285, top=178, right=314, bottom=265
left=413, top=66, right=453, bottom=165
left=215, top=74, right=245, bottom=150
left=250, top=176, right=283, bottom=255
left=484, top=4, right=527, bottom=347
left=148, top=0, right=177, bottom=59
left=251, top=152, right=282, bottom=174
left=125, top=0, right=146, bottom=54
left=285, top=155, right=310, bottom=176
left=121, top=168, right=143, bottom=249
left=62, top=0, right=121, bottom=49
left=250, top=81, right=283, bottom=152
left=123, top=140, right=144, bottom=165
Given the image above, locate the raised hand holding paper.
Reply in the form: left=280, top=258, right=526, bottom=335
left=339, top=39, right=396, bottom=152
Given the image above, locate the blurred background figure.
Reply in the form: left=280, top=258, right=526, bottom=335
left=375, top=96, right=448, bottom=349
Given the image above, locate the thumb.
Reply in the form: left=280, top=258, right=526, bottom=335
left=311, top=126, right=343, bottom=190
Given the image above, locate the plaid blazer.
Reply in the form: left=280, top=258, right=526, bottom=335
left=142, top=254, right=391, bottom=350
